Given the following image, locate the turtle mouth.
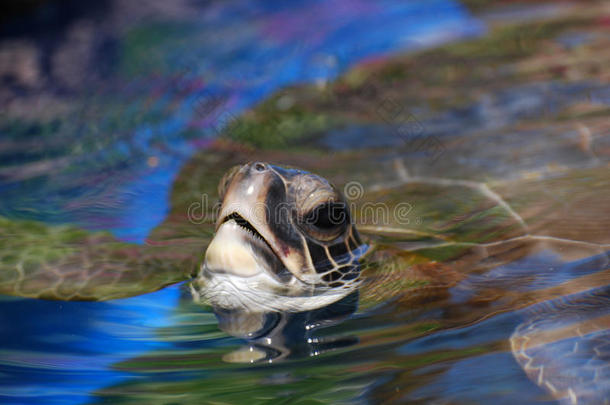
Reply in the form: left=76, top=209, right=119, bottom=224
left=207, top=212, right=289, bottom=281
left=221, top=212, right=277, bottom=256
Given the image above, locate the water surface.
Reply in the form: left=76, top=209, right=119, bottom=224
left=1, top=0, right=609, bottom=404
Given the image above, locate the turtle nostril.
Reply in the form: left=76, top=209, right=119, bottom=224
left=254, top=162, right=266, bottom=172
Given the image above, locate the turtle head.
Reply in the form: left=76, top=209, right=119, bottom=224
left=194, top=162, right=367, bottom=310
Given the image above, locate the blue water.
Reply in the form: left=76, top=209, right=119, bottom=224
left=0, top=286, right=182, bottom=405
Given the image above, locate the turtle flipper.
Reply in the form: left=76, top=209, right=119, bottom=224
left=0, top=216, right=202, bottom=301
left=510, top=286, right=610, bottom=405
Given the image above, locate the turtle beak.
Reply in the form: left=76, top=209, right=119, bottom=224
left=203, top=162, right=313, bottom=282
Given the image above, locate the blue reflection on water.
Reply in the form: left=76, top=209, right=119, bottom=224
left=0, top=285, right=181, bottom=405
left=450, top=250, right=610, bottom=304
left=406, top=352, right=554, bottom=404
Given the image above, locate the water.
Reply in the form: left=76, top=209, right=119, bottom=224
left=1, top=242, right=606, bottom=404
left=1, top=0, right=609, bottom=404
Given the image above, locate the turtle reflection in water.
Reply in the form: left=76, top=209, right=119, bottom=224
left=0, top=161, right=608, bottom=404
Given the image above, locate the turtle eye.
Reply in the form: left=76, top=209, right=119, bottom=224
left=302, top=202, right=347, bottom=241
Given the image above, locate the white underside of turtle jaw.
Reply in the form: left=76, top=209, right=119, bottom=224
left=190, top=270, right=356, bottom=312
left=203, top=219, right=273, bottom=277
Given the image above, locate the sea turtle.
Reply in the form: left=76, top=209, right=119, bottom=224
left=0, top=151, right=608, bottom=404
left=190, top=160, right=609, bottom=405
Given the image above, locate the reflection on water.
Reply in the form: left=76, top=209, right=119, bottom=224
left=1, top=0, right=609, bottom=404
left=0, top=286, right=181, bottom=405
left=1, top=238, right=607, bottom=404
left=216, top=292, right=359, bottom=363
